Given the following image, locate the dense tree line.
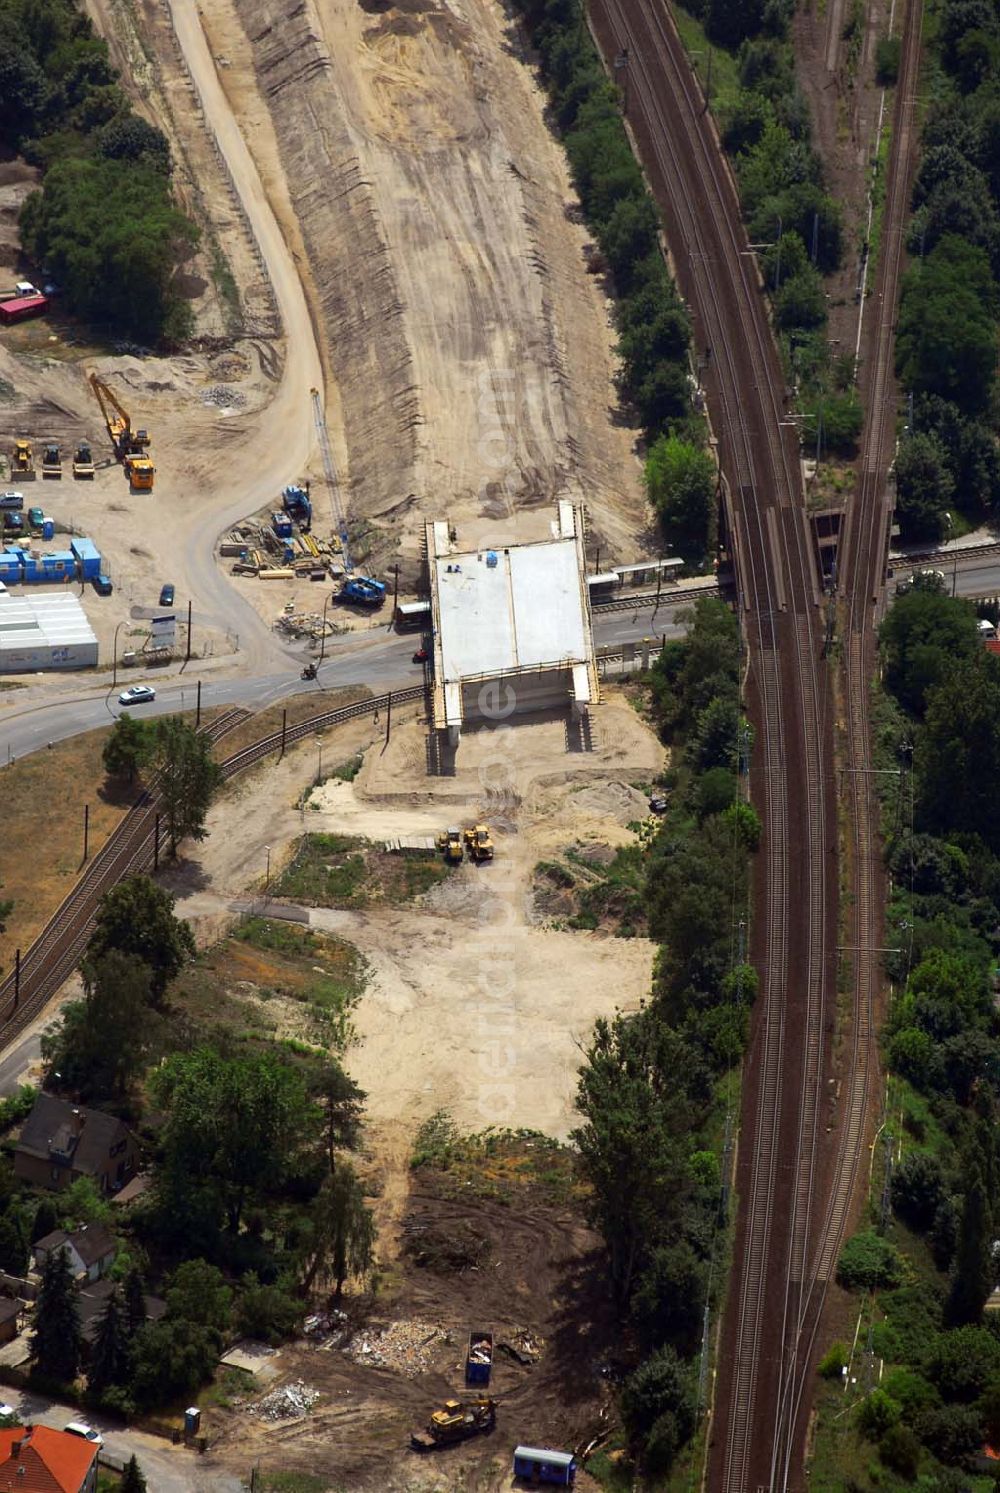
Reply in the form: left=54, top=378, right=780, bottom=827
left=573, top=599, right=758, bottom=1474
left=0, top=0, right=196, bottom=343
left=510, top=0, right=725, bottom=564
left=694, top=0, right=856, bottom=446
left=892, top=0, right=1000, bottom=541
left=831, top=586, right=1000, bottom=1481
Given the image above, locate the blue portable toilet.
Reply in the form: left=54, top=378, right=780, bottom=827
left=513, top=1446, right=576, bottom=1485
left=41, top=517, right=54, bottom=541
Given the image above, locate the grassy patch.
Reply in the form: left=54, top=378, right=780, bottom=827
left=252, top=1475, right=332, bottom=1493
left=328, top=754, right=364, bottom=783
left=198, top=1365, right=254, bottom=1410
left=533, top=842, right=649, bottom=936
left=275, top=835, right=448, bottom=909
left=410, top=1110, right=583, bottom=1204
left=671, top=6, right=741, bottom=118
left=0, top=725, right=130, bottom=973
left=173, top=918, right=366, bottom=1050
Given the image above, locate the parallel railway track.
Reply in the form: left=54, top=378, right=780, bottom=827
left=584, top=0, right=835, bottom=1484
left=0, top=688, right=423, bottom=1045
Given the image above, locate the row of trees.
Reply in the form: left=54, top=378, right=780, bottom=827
left=0, top=0, right=197, bottom=343
left=831, top=585, right=1000, bottom=1479
left=511, top=0, right=724, bottom=565
left=574, top=600, right=758, bottom=1474
left=103, top=714, right=222, bottom=856
left=710, top=11, right=859, bottom=450
left=892, top=0, right=1000, bottom=539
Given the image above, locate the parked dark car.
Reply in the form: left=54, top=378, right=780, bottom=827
left=158, top=582, right=175, bottom=607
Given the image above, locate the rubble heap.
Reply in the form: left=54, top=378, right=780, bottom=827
left=347, top=1319, right=448, bottom=1377
left=249, top=1379, right=320, bottom=1421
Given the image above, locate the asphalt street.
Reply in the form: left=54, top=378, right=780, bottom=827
left=1, top=605, right=687, bottom=763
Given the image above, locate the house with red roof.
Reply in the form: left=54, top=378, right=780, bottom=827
left=0, top=1425, right=98, bottom=1492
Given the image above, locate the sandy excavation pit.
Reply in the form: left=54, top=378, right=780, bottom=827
left=171, top=694, right=663, bottom=1140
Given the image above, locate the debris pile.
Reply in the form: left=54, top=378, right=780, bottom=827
left=203, top=384, right=248, bottom=409
left=347, top=1319, right=448, bottom=1376
left=249, top=1379, right=320, bottom=1421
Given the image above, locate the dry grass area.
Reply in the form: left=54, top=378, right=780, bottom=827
left=0, top=725, right=127, bottom=971
left=214, top=685, right=375, bottom=764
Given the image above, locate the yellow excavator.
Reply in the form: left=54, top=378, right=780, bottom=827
left=89, top=373, right=154, bottom=491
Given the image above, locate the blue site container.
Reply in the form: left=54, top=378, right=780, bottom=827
left=70, top=536, right=101, bottom=580
left=41, top=517, right=54, bottom=541
left=41, top=550, right=76, bottom=582
left=512, top=1447, right=576, bottom=1486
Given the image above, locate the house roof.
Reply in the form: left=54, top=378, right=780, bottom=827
left=34, top=1225, right=115, bottom=1270
left=0, top=1299, right=18, bottom=1326
left=0, top=1424, right=96, bottom=1492
left=66, top=1226, right=114, bottom=1269
left=16, top=1094, right=130, bottom=1177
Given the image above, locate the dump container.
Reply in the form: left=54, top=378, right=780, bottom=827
left=465, top=1331, right=493, bottom=1387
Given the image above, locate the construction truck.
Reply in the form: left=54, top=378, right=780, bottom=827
left=463, top=825, right=494, bottom=863
left=282, top=483, right=312, bottom=530
left=410, top=1397, right=496, bottom=1452
left=89, top=373, right=154, bottom=490
left=72, top=441, right=95, bottom=479
left=41, top=442, right=61, bottom=479
left=340, top=576, right=386, bottom=608
left=12, top=440, right=34, bottom=479
left=124, top=451, right=155, bottom=492
left=437, top=827, right=463, bottom=865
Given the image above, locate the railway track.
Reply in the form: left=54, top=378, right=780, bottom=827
left=584, top=0, right=835, bottom=1485
left=0, top=688, right=423, bottom=1046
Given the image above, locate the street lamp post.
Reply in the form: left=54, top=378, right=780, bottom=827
left=111, top=620, right=124, bottom=689
left=316, top=738, right=324, bottom=785
left=318, top=594, right=333, bottom=667
left=264, top=845, right=271, bottom=897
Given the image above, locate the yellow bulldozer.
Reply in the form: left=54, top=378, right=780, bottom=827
left=11, top=439, right=34, bottom=479
left=463, top=824, right=494, bottom=863
left=410, top=1397, right=496, bottom=1452
left=436, top=827, right=463, bottom=865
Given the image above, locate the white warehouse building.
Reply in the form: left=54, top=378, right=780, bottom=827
left=0, top=591, right=98, bottom=672
left=427, top=502, right=598, bottom=740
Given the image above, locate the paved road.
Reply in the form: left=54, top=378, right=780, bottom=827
left=161, top=0, right=325, bottom=675
left=1, top=607, right=685, bottom=763
left=10, top=1390, right=242, bottom=1492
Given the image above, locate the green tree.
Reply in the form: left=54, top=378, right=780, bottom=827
left=42, top=951, right=158, bottom=1102
left=620, top=1346, right=697, bottom=1473
left=857, top=1387, right=901, bottom=1438
left=123, top=1266, right=147, bottom=1339
left=0, top=1207, right=28, bottom=1276
left=644, top=436, right=717, bottom=566
left=146, top=717, right=222, bottom=856
left=31, top=1244, right=82, bottom=1383
left=946, top=1170, right=993, bottom=1325
left=304, top=1054, right=365, bottom=1173
left=30, top=1199, right=57, bottom=1246
left=300, top=1165, right=376, bottom=1298
left=129, top=1318, right=217, bottom=1410
left=631, top=1241, right=706, bottom=1352
left=89, top=1287, right=130, bottom=1395
left=881, top=588, right=980, bottom=716
left=894, top=433, right=954, bottom=542
left=120, top=1456, right=148, bottom=1493
left=836, top=1230, right=903, bottom=1291
left=918, top=655, right=1000, bottom=847
left=102, top=714, right=150, bottom=785
left=84, top=876, right=194, bottom=1003
left=153, top=1048, right=320, bottom=1235
left=165, top=1260, right=232, bottom=1336
left=891, top=1150, right=946, bottom=1232
left=573, top=1012, right=694, bottom=1305
left=896, top=236, right=998, bottom=415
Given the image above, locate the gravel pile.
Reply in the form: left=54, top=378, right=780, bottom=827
left=250, top=1379, right=320, bottom=1421
left=203, top=384, right=248, bottom=409
left=347, top=1319, right=448, bottom=1376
